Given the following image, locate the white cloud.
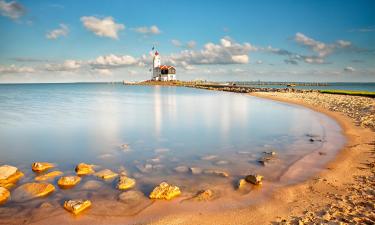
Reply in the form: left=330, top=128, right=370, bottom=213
left=0, top=0, right=25, bottom=20
left=171, top=39, right=182, bottom=47
left=0, top=64, right=34, bottom=74
left=344, top=66, right=355, bottom=72
left=80, top=16, right=125, bottom=39
left=336, top=40, right=351, bottom=48
left=45, top=60, right=81, bottom=71
left=186, top=40, right=196, bottom=49
left=295, top=32, right=333, bottom=57
left=171, top=39, right=196, bottom=49
left=134, top=25, right=161, bottom=35
left=90, top=54, right=138, bottom=68
left=256, top=60, right=263, bottom=64
left=46, top=24, right=69, bottom=40
left=93, top=68, right=112, bottom=75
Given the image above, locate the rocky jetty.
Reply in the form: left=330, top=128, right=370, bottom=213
left=75, top=163, right=95, bottom=176
left=149, top=182, right=181, bottom=200
left=57, top=176, right=81, bottom=188
left=245, top=174, right=263, bottom=185
left=116, top=176, right=136, bottom=190
left=64, top=199, right=91, bottom=215
left=94, top=169, right=118, bottom=180
left=35, top=171, right=63, bottom=181
left=12, top=183, right=55, bottom=202
left=0, top=165, right=24, bottom=188
left=0, top=187, right=10, bottom=204
left=32, top=162, right=54, bottom=172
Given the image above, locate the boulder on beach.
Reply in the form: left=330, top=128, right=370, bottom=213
left=203, top=169, right=229, bottom=177
left=75, top=163, right=95, bottom=176
left=64, top=199, right=91, bottom=215
left=0, top=165, right=24, bottom=188
left=35, top=171, right=63, bottom=181
left=0, top=187, right=10, bottom=205
left=118, top=190, right=145, bottom=204
left=117, top=176, right=136, bottom=190
left=94, top=169, right=118, bottom=180
left=149, top=182, right=181, bottom=200
left=12, top=183, right=55, bottom=202
left=245, top=174, right=263, bottom=185
left=194, top=189, right=214, bottom=201
left=57, top=176, right=81, bottom=189
left=32, top=162, right=55, bottom=172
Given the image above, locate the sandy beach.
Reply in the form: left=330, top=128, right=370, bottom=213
left=145, top=91, right=374, bottom=225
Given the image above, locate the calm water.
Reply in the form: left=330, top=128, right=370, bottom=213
left=0, top=83, right=345, bottom=223
left=234, top=82, right=375, bottom=92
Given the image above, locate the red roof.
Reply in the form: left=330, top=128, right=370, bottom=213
left=159, top=65, right=175, bottom=69
left=155, top=51, right=159, bottom=56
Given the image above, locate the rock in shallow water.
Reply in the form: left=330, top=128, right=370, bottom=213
left=35, top=171, right=63, bottom=181
left=12, top=183, right=55, bottom=202
left=64, top=199, right=91, bottom=215
left=149, top=182, right=181, bottom=200
left=81, top=180, right=103, bottom=190
left=0, top=165, right=17, bottom=180
left=203, top=169, right=229, bottom=177
left=118, top=190, right=145, bottom=204
left=238, top=178, right=248, bottom=189
left=32, top=162, right=55, bottom=172
left=194, top=189, right=214, bottom=201
left=0, top=187, right=10, bottom=204
left=174, top=166, right=189, bottom=173
left=117, top=176, right=136, bottom=190
left=0, top=165, right=24, bottom=188
left=94, top=169, right=118, bottom=180
left=75, top=163, right=95, bottom=176
left=245, top=174, right=263, bottom=185
left=190, top=167, right=202, bottom=174
left=58, top=176, right=81, bottom=189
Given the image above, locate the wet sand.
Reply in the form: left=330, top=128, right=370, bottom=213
left=1, top=91, right=373, bottom=225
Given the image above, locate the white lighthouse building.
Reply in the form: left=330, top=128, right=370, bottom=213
left=151, top=51, right=176, bottom=81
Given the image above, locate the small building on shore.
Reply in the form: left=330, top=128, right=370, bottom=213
left=151, top=51, right=176, bottom=81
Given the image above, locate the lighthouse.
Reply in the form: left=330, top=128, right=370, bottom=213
left=151, top=50, right=176, bottom=81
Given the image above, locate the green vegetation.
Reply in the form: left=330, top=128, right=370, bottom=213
left=320, top=90, right=375, bottom=97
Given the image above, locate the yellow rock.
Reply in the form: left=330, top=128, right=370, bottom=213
left=194, top=189, right=214, bottom=201
left=75, top=163, right=95, bottom=176
left=32, top=162, right=55, bottom=172
left=13, top=183, right=55, bottom=202
left=57, top=176, right=81, bottom=188
left=238, top=178, right=247, bottom=189
left=0, top=165, right=18, bottom=180
left=149, top=182, right=181, bottom=200
left=64, top=199, right=91, bottom=215
left=35, top=171, right=63, bottom=181
left=0, top=187, right=10, bottom=205
left=0, top=170, right=24, bottom=189
left=117, top=176, right=136, bottom=190
left=94, top=169, right=118, bottom=180
left=245, top=174, right=263, bottom=185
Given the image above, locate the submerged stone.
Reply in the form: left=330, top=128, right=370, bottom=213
left=75, top=163, right=95, bottom=176
left=0, top=165, right=24, bottom=188
left=201, top=155, right=218, bottom=160
left=149, top=182, right=181, bottom=200
left=64, top=199, right=91, bottom=215
left=203, top=169, right=229, bottom=177
left=81, top=180, right=103, bottom=190
left=12, top=183, right=55, bottom=202
left=94, top=169, right=118, bottom=180
left=190, top=167, right=202, bottom=175
left=174, top=166, right=189, bottom=173
left=238, top=178, right=248, bottom=189
left=117, top=176, right=136, bottom=190
left=245, top=174, right=263, bottom=185
left=35, top=171, right=63, bottom=181
left=0, top=187, right=10, bottom=205
left=118, top=190, right=144, bottom=204
left=58, top=176, right=81, bottom=188
left=194, top=189, right=214, bottom=201
left=32, top=162, right=55, bottom=172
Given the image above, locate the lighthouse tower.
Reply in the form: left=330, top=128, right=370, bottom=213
left=152, top=51, right=161, bottom=80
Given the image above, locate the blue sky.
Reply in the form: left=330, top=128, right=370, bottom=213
left=0, top=0, right=374, bottom=83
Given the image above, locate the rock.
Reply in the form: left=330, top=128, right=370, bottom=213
left=149, top=182, right=181, bottom=200
left=118, top=190, right=144, bottom=204
left=12, top=183, right=55, bottom=202
left=81, top=180, right=103, bottom=190
left=203, top=169, right=229, bottom=177
left=94, top=169, right=118, bottom=180
left=0, top=165, right=24, bottom=188
left=258, top=155, right=275, bottom=166
left=35, top=171, right=63, bottom=181
left=0, top=187, right=10, bottom=205
left=117, top=176, right=136, bottom=190
left=190, top=167, right=202, bottom=175
left=201, top=155, right=218, bottom=160
left=136, top=164, right=153, bottom=173
left=245, top=174, right=263, bottom=185
left=194, top=189, right=214, bottom=201
left=32, top=162, right=55, bottom=172
left=215, top=160, right=229, bottom=165
left=64, top=199, right=91, bottom=215
left=57, top=176, right=81, bottom=188
left=263, top=151, right=276, bottom=156
left=174, top=166, right=189, bottom=173
left=238, top=178, right=248, bottom=189
left=75, top=163, right=95, bottom=176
